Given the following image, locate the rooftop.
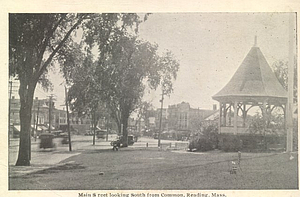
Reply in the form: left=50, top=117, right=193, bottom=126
left=213, top=45, right=287, bottom=102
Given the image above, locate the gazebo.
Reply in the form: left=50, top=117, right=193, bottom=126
left=212, top=40, right=288, bottom=150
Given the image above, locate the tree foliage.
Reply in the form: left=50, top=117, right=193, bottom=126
left=248, top=112, right=285, bottom=136
left=134, top=101, right=153, bottom=126
left=10, top=13, right=143, bottom=165
left=9, top=13, right=90, bottom=166
left=64, top=14, right=179, bottom=146
left=91, top=35, right=179, bottom=146
left=9, top=13, right=178, bottom=165
left=272, top=59, right=298, bottom=103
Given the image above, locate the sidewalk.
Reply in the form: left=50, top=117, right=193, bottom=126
left=9, top=136, right=188, bottom=177
left=9, top=136, right=113, bottom=178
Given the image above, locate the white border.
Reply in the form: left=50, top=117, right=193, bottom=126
left=1, top=1, right=299, bottom=197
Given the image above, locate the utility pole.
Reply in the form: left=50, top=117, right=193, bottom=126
left=65, top=87, right=72, bottom=151
left=287, top=13, right=295, bottom=152
left=93, top=110, right=96, bottom=145
left=106, top=116, right=109, bottom=141
left=158, top=90, right=165, bottom=147
left=35, top=100, right=40, bottom=141
left=48, top=94, right=54, bottom=133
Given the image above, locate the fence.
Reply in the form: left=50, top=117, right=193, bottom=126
left=132, top=140, right=189, bottom=151
left=159, top=142, right=189, bottom=151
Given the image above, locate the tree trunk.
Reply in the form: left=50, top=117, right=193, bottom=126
left=121, top=111, right=130, bottom=147
left=15, top=82, right=35, bottom=166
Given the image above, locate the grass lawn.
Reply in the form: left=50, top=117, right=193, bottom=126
left=9, top=148, right=298, bottom=190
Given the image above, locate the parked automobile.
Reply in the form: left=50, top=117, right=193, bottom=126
left=39, top=133, right=55, bottom=149
left=110, top=135, right=134, bottom=148
left=59, top=132, right=69, bottom=144
left=97, top=130, right=107, bottom=139
left=111, top=136, right=121, bottom=147
left=51, top=130, right=63, bottom=137
left=84, top=126, right=100, bottom=136
left=84, top=130, right=94, bottom=136
left=127, top=135, right=134, bottom=145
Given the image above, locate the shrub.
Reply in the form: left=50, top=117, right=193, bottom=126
left=188, top=125, right=218, bottom=151
left=293, top=118, right=298, bottom=151
left=221, top=136, right=242, bottom=152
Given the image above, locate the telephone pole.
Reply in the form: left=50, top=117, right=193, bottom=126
left=48, top=94, right=54, bottom=133
left=65, top=86, right=72, bottom=151
left=35, top=100, right=40, bottom=141
left=106, top=116, right=109, bottom=142
left=286, top=13, right=296, bottom=152
left=158, top=90, right=165, bottom=147
left=93, top=110, right=96, bottom=145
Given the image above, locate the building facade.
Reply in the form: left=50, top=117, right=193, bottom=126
left=143, top=102, right=217, bottom=134
left=9, top=97, right=68, bottom=135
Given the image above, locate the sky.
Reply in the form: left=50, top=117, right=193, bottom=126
left=138, top=13, right=291, bottom=109
left=11, top=12, right=292, bottom=111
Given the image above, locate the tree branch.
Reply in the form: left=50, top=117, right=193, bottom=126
left=34, top=14, right=87, bottom=82
left=35, top=14, right=67, bottom=71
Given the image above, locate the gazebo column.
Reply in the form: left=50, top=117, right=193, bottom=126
left=242, top=104, right=246, bottom=128
left=229, top=105, right=232, bottom=126
left=218, top=102, right=222, bottom=134
left=234, top=101, right=238, bottom=135
left=283, top=103, right=287, bottom=130
left=286, top=100, right=293, bottom=152
left=262, top=100, right=267, bottom=126
left=223, top=103, right=227, bottom=126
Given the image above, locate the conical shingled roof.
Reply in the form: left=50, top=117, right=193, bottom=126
left=212, top=46, right=287, bottom=102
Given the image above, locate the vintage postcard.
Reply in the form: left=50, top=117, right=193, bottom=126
left=1, top=1, right=300, bottom=197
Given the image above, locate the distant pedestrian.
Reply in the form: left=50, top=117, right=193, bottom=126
left=112, top=141, right=120, bottom=151
left=230, top=161, right=238, bottom=174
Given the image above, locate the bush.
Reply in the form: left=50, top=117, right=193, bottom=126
left=219, top=134, right=286, bottom=152
left=221, top=136, right=242, bottom=152
left=188, top=125, right=218, bottom=151
left=293, top=119, right=298, bottom=151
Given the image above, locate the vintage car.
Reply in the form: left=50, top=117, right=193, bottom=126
left=39, top=133, right=55, bottom=149
left=96, top=130, right=107, bottom=139
left=110, top=135, right=134, bottom=148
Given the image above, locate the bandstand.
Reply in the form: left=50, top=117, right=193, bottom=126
left=212, top=41, right=288, bottom=150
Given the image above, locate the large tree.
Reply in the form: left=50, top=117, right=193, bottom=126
left=9, top=13, right=143, bottom=166
left=9, top=14, right=90, bottom=166
left=64, top=50, right=109, bottom=145
left=66, top=28, right=179, bottom=147
left=94, top=35, right=179, bottom=146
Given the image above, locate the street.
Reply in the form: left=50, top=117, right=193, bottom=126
left=9, top=135, right=298, bottom=190
left=9, top=134, right=115, bottom=165
left=9, top=135, right=187, bottom=177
